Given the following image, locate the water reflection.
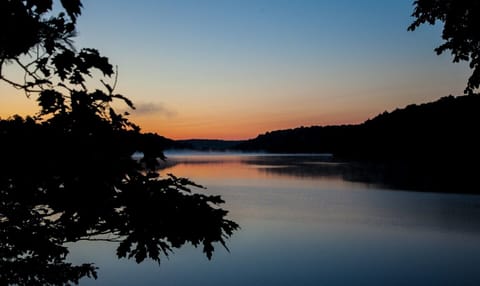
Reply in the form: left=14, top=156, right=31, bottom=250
left=69, top=153, right=480, bottom=286
left=160, top=153, right=480, bottom=233
left=162, top=153, right=476, bottom=192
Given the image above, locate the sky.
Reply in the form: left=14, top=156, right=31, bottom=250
left=0, top=0, right=470, bottom=140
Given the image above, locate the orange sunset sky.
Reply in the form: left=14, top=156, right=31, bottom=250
left=0, top=0, right=469, bottom=140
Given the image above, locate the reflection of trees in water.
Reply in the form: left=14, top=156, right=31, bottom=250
left=158, top=155, right=385, bottom=185
left=0, top=117, right=238, bottom=285
left=161, top=154, right=477, bottom=192
left=253, top=158, right=476, bottom=192
left=251, top=159, right=330, bottom=183
left=241, top=157, right=390, bottom=185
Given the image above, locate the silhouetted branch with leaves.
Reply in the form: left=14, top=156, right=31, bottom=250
left=0, top=1, right=238, bottom=285
left=409, top=0, right=480, bottom=94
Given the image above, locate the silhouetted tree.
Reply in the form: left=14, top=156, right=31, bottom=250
left=0, top=1, right=238, bottom=285
left=0, top=0, right=134, bottom=128
left=409, top=0, right=480, bottom=94
left=237, top=94, right=480, bottom=191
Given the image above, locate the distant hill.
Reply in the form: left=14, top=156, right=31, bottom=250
left=172, top=139, right=246, bottom=151
left=236, top=94, right=480, bottom=191
left=237, top=94, right=480, bottom=158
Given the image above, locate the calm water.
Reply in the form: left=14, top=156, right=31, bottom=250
left=69, top=153, right=480, bottom=285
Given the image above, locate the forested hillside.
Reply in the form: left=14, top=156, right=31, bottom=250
left=238, top=94, right=480, bottom=160
left=236, top=95, right=480, bottom=191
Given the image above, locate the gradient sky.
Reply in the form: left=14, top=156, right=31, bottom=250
left=0, top=0, right=470, bottom=139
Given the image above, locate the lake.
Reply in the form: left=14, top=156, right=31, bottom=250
left=69, top=153, right=480, bottom=285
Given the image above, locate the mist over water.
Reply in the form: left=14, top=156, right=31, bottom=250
left=70, top=153, right=480, bottom=286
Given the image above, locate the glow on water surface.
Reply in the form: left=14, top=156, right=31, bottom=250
left=69, top=153, right=480, bottom=286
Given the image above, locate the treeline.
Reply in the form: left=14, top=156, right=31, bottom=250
left=172, top=139, right=246, bottom=151
left=237, top=94, right=480, bottom=159
left=236, top=95, right=480, bottom=191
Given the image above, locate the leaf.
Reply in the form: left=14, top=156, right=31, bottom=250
left=90, top=90, right=111, bottom=102
left=117, top=239, right=132, bottom=258
left=37, top=89, right=65, bottom=114
left=79, top=48, right=113, bottom=76
left=52, top=49, right=75, bottom=81
left=60, top=0, right=83, bottom=22
left=101, top=80, right=113, bottom=94
left=203, top=243, right=214, bottom=260
left=36, top=57, right=51, bottom=77
left=112, top=94, right=135, bottom=109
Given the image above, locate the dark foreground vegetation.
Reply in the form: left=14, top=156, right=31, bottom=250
left=1, top=0, right=480, bottom=284
left=0, top=1, right=237, bottom=285
left=0, top=114, right=238, bottom=285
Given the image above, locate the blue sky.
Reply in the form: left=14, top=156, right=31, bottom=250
left=0, top=0, right=469, bottom=139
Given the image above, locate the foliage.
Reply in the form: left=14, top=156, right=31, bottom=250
left=0, top=0, right=132, bottom=127
left=0, top=116, right=238, bottom=285
left=237, top=94, right=480, bottom=191
left=0, top=0, right=81, bottom=62
left=0, top=1, right=238, bottom=285
left=408, top=0, right=480, bottom=94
